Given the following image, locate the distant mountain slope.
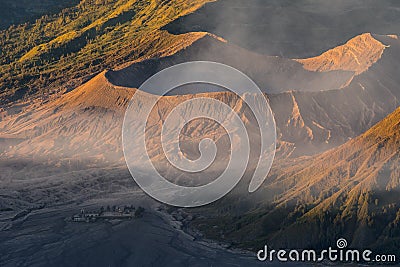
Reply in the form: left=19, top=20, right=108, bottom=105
left=164, top=0, right=400, bottom=58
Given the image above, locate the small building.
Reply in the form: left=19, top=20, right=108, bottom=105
left=71, top=205, right=136, bottom=223
left=72, top=215, right=87, bottom=222
left=100, top=211, right=133, bottom=219
left=86, top=212, right=100, bottom=218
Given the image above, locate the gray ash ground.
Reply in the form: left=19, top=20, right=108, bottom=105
left=0, top=191, right=286, bottom=267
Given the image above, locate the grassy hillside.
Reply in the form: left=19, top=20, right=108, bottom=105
left=0, top=0, right=213, bottom=104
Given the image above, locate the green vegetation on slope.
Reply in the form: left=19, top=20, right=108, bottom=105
left=0, top=0, right=213, bottom=104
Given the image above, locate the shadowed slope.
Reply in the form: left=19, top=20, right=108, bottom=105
left=204, top=106, right=400, bottom=251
